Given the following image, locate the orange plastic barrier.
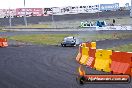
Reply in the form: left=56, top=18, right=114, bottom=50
left=76, top=44, right=82, bottom=62
left=111, top=51, right=132, bottom=76
left=77, top=42, right=96, bottom=65
left=79, top=43, right=89, bottom=65
left=0, top=38, right=8, bottom=47
left=94, top=49, right=112, bottom=72
left=91, top=42, right=96, bottom=49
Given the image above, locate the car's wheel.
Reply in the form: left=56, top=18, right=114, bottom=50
left=74, top=44, right=77, bottom=46
left=61, top=44, right=64, bottom=47
left=64, top=44, right=66, bottom=47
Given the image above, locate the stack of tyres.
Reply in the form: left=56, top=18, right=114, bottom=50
left=94, top=49, right=112, bottom=72
left=0, top=38, right=8, bottom=47
left=79, top=43, right=89, bottom=65
left=111, top=51, right=132, bottom=76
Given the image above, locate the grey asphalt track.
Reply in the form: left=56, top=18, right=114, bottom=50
left=0, top=31, right=132, bottom=88
left=1, top=30, right=132, bottom=36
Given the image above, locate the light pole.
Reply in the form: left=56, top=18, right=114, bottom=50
left=24, top=0, right=27, bottom=27
left=130, top=0, right=132, bottom=17
left=8, top=0, right=12, bottom=28
left=9, top=8, right=12, bottom=28
left=52, top=8, right=54, bottom=26
left=97, top=1, right=100, bottom=20
left=51, top=8, right=56, bottom=28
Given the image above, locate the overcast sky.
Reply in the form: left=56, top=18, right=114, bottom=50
left=0, top=0, right=131, bottom=9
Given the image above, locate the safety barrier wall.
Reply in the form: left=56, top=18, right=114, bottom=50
left=0, top=38, right=8, bottom=47
left=0, top=10, right=129, bottom=26
left=76, top=42, right=132, bottom=76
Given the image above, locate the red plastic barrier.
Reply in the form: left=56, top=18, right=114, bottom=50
left=86, top=42, right=96, bottom=49
left=86, top=49, right=96, bottom=68
left=111, top=51, right=132, bottom=76
left=0, top=38, right=8, bottom=47
left=86, top=42, right=91, bottom=47
left=111, top=61, right=130, bottom=74
left=111, top=52, right=132, bottom=63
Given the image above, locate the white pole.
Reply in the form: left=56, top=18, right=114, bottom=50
left=8, top=0, right=12, bottom=28
left=52, top=8, right=56, bottom=28
left=24, top=0, right=28, bottom=27
left=130, top=0, right=132, bottom=17
left=52, top=8, right=54, bottom=24
left=9, top=8, right=12, bottom=28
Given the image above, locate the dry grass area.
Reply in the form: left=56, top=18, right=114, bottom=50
left=108, top=44, right=132, bottom=52
left=8, top=32, right=132, bottom=45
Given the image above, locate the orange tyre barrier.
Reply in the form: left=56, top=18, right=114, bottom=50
left=0, top=38, right=8, bottom=47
